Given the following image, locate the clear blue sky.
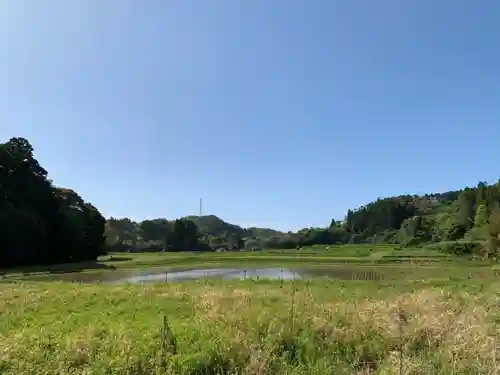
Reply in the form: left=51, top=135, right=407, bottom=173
left=1, top=1, right=499, bottom=231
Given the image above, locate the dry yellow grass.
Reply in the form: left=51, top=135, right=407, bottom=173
left=0, top=279, right=499, bottom=374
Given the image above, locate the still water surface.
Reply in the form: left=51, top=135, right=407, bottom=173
left=24, top=266, right=382, bottom=283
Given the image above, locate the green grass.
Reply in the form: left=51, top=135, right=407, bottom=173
left=2, top=245, right=500, bottom=374
left=1, top=277, right=500, bottom=374
left=1, top=244, right=493, bottom=280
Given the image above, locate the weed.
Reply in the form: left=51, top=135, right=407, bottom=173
left=1, top=263, right=499, bottom=374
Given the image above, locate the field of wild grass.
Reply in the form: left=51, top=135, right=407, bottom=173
left=1, top=277, right=500, bottom=374
left=1, top=244, right=492, bottom=280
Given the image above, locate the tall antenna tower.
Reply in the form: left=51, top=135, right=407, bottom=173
left=199, top=198, right=203, bottom=216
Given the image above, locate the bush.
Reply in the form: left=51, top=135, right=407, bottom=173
left=424, top=240, right=484, bottom=255
left=371, top=230, right=398, bottom=244
left=397, top=216, right=434, bottom=246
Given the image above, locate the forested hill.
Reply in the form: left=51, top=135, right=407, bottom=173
left=105, top=214, right=286, bottom=252
left=184, top=215, right=283, bottom=238
left=343, top=183, right=500, bottom=246
left=340, top=182, right=500, bottom=257
left=2, top=136, right=500, bottom=266
left=106, top=181, right=500, bottom=257
left=184, top=215, right=246, bottom=237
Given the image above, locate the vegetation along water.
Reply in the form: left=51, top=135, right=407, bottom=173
left=1, top=137, right=500, bottom=374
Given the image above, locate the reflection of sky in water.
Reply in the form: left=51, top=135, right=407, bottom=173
left=119, top=268, right=301, bottom=284
left=23, top=266, right=382, bottom=284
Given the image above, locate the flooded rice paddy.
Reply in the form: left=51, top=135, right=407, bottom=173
left=21, top=266, right=384, bottom=284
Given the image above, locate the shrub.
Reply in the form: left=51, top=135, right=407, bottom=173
left=424, top=240, right=484, bottom=255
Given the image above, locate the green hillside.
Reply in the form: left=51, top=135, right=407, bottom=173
left=2, top=135, right=500, bottom=264
left=105, top=214, right=286, bottom=251
left=341, top=181, right=500, bottom=256
left=104, top=180, right=500, bottom=257
left=184, top=215, right=247, bottom=238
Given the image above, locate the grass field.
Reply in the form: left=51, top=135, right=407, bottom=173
left=1, top=244, right=495, bottom=279
left=1, top=245, right=500, bottom=374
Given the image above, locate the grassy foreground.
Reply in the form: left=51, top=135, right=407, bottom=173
left=1, top=277, right=500, bottom=374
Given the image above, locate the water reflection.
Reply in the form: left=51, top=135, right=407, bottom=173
left=114, top=268, right=301, bottom=284
left=23, top=266, right=383, bottom=284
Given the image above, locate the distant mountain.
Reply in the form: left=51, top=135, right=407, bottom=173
left=105, top=214, right=286, bottom=251
left=105, top=179, right=500, bottom=256
left=245, top=226, right=284, bottom=239
left=185, top=215, right=285, bottom=239
left=184, top=215, right=247, bottom=237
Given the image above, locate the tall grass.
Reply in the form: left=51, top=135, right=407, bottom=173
left=1, top=277, right=499, bottom=374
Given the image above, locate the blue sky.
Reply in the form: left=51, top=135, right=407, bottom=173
left=1, top=1, right=499, bottom=231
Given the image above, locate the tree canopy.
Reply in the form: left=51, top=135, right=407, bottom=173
left=2, top=136, right=500, bottom=266
left=104, top=181, right=500, bottom=258
left=0, top=137, right=106, bottom=268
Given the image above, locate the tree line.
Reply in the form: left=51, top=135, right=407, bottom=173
left=105, top=182, right=500, bottom=258
left=105, top=216, right=245, bottom=252
left=342, top=182, right=500, bottom=257
left=2, top=136, right=500, bottom=268
left=0, top=137, right=106, bottom=268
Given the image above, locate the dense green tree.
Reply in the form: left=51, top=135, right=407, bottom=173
left=0, top=137, right=105, bottom=267
left=474, top=204, right=489, bottom=228
left=329, top=218, right=339, bottom=228
left=456, top=190, right=475, bottom=231
left=476, top=181, right=488, bottom=208
left=105, top=218, right=141, bottom=250
left=436, top=214, right=466, bottom=241
left=397, top=216, right=434, bottom=246
left=163, top=218, right=206, bottom=251
left=139, top=219, right=171, bottom=242
left=487, top=207, right=500, bottom=259
left=343, top=197, right=417, bottom=242
left=102, top=179, right=500, bottom=254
